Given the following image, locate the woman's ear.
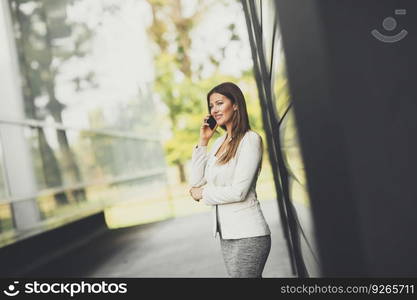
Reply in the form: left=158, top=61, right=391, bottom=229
left=233, top=104, right=238, bottom=111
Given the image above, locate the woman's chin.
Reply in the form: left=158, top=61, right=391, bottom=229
left=216, top=119, right=229, bottom=126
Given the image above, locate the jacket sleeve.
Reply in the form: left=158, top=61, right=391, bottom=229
left=189, top=144, right=209, bottom=188
left=202, top=132, right=262, bottom=205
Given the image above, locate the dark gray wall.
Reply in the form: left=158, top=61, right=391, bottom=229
left=276, top=0, right=417, bottom=276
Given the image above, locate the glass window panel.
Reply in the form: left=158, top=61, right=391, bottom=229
left=25, top=126, right=75, bottom=190
left=24, top=125, right=166, bottom=191
left=0, top=138, right=7, bottom=199
left=0, top=203, right=14, bottom=233
left=261, top=0, right=276, bottom=68
left=9, top=0, right=157, bottom=133
left=37, top=191, right=70, bottom=220
left=84, top=134, right=165, bottom=180
left=1, top=120, right=168, bottom=242
left=273, top=51, right=291, bottom=119
left=272, top=48, right=309, bottom=206
left=3, top=0, right=170, bottom=244
left=270, top=7, right=320, bottom=275
left=36, top=173, right=170, bottom=227
left=104, top=174, right=172, bottom=228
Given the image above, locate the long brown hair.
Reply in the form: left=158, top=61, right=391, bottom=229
left=207, top=82, right=251, bottom=165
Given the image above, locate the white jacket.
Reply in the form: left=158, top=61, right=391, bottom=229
left=189, top=130, right=271, bottom=239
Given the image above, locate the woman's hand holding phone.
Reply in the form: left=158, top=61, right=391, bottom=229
left=199, top=114, right=217, bottom=146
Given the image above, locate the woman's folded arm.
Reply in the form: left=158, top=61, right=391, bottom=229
left=189, top=144, right=208, bottom=188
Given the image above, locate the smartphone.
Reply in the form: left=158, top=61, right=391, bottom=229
left=207, top=115, right=217, bottom=130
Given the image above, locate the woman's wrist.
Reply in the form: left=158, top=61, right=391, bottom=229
left=198, top=139, right=208, bottom=146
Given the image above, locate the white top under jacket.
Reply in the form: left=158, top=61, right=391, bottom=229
left=189, top=130, right=271, bottom=239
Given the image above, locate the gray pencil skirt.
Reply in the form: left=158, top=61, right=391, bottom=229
left=215, top=205, right=271, bottom=278
left=219, top=235, right=271, bottom=278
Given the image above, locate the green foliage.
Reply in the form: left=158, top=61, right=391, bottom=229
left=146, top=0, right=264, bottom=182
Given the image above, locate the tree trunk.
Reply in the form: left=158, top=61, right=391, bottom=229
left=177, top=162, right=186, bottom=183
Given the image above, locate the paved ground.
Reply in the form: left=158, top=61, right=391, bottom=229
left=33, top=199, right=294, bottom=278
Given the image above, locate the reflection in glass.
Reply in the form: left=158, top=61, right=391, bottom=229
left=0, top=138, right=7, bottom=200
left=35, top=173, right=171, bottom=227
left=273, top=49, right=310, bottom=207
left=2, top=0, right=169, bottom=247
left=270, top=13, right=320, bottom=275
left=7, top=0, right=168, bottom=228
left=242, top=0, right=319, bottom=275
left=80, top=133, right=165, bottom=180
left=26, top=126, right=73, bottom=206
left=0, top=204, right=14, bottom=233
left=22, top=123, right=168, bottom=225
left=104, top=175, right=172, bottom=228
left=9, top=0, right=156, bottom=133
left=260, top=0, right=276, bottom=69
left=25, top=125, right=165, bottom=188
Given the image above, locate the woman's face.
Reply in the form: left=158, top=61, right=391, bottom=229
left=209, top=93, right=237, bottom=127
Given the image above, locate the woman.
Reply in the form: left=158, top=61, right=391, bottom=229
left=189, top=82, right=271, bottom=278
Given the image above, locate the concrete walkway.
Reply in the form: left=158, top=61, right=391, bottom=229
left=33, top=199, right=294, bottom=277
left=90, top=199, right=292, bottom=277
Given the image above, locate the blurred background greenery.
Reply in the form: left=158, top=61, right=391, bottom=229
left=144, top=0, right=277, bottom=217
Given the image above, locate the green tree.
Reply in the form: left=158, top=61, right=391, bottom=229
left=146, top=0, right=257, bottom=183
